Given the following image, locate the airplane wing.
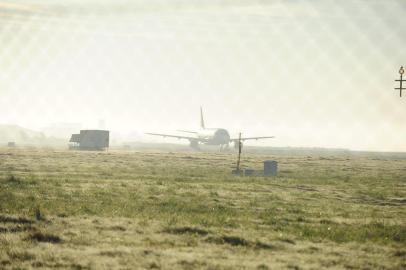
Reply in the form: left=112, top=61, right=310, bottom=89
left=230, top=136, right=275, bottom=142
left=177, top=130, right=198, bottom=134
left=146, top=132, right=200, bottom=141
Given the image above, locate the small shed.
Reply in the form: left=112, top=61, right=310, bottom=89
left=69, top=130, right=109, bottom=151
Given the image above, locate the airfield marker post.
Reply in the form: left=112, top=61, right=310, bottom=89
left=236, top=132, right=242, bottom=173
left=395, top=66, right=405, bottom=97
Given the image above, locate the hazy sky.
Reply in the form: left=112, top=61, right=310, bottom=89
left=0, top=0, right=405, bottom=151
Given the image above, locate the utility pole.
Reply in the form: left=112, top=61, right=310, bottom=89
left=236, top=132, right=242, bottom=173
left=395, top=66, right=405, bottom=97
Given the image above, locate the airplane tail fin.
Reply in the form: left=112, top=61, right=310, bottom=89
left=200, top=107, right=205, bottom=129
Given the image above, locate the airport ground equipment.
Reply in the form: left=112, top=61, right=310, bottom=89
left=244, top=169, right=255, bottom=176
left=232, top=136, right=279, bottom=177
left=264, top=160, right=278, bottom=176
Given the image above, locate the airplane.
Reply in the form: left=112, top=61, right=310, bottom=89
left=146, top=108, right=274, bottom=151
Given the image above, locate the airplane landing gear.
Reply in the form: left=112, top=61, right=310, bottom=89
left=190, top=140, right=200, bottom=151
left=219, top=144, right=230, bottom=152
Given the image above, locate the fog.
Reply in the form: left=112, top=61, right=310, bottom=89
left=0, top=0, right=405, bottom=151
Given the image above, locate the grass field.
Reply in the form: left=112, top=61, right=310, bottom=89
left=0, top=147, right=405, bottom=269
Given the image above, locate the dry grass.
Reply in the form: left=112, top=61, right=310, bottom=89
left=0, top=147, right=405, bottom=269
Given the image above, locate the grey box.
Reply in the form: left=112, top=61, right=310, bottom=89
left=264, top=160, right=277, bottom=176
left=244, top=169, right=255, bottom=176
left=231, top=169, right=243, bottom=176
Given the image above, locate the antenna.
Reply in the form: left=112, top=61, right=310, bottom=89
left=200, top=107, right=205, bottom=129
left=395, top=66, right=405, bottom=97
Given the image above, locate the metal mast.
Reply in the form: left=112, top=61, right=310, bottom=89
left=395, top=66, right=405, bottom=97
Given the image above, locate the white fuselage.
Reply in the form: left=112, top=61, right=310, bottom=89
left=197, top=128, right=231, bottom=145
left=146, top=107, right=274, bottom=150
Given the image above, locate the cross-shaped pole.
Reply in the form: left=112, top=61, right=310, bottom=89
left=395, top=66, right=405, bottom=97
left=236, top=132, right=242, bottom=173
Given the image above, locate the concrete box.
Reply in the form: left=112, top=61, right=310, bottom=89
left=264, top=160, right=278, bottom=176
left=244, top=169, right=255, bottom=176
